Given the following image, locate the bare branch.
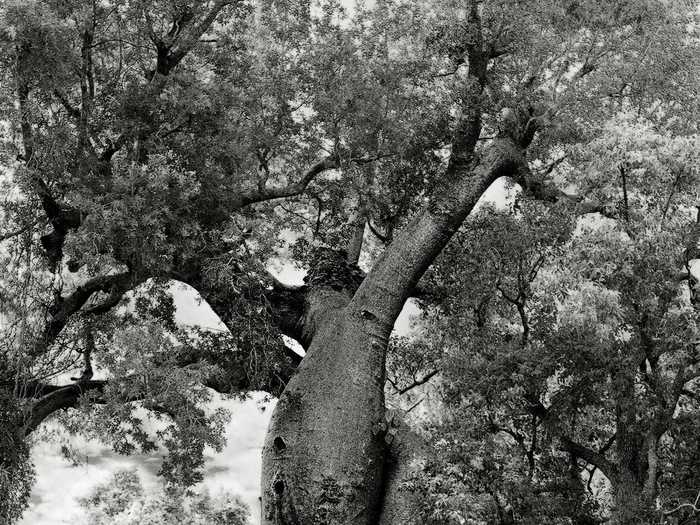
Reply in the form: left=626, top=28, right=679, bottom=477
left=395, top=370, right=439, bottom=395
left=235, top=157, right=339, bottom=209
left=663, top=489, right=700, bottom=517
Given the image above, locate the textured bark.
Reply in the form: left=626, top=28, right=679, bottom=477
left=612, top=370, right=655, bottom=525
left=378, top=418, right=430, bottom=525
left=611, top=447, right=657, bottom=525
left=613, top=475, right=648, bottom=525
left=21, top=380, right=107, bottom=435
left=346, top=216, right=366, bottom=266
left=261, top=137, right=528, bottom=524
left=352, top=137, right=527, bottom=326
left=261, top=250, right=385, bottom=524
left=262, top=299, right=389, bottom=524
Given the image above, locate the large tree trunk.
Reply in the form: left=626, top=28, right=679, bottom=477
left=261, top=300, right=389, bottom=523
left=260, top=136, right=528, bottom=524
left=259, top=6, right=530, bottom=514
left=612, top=442, right=660, bottom=525
left=613, top=472, right=650, bottom=525
left=612, top=370, right=656, bottom=525
left=261, top=249, right=390, bottom=524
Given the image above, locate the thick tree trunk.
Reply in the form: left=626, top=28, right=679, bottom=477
left=613, top=473, right=651, bottom=525
left=260, top=137, right=528, bottom=524
left=612, top=446, right=659, bottom=525
left=261, top=289, right=390, bottom=524
left=612, top=371, right=655, bottom=525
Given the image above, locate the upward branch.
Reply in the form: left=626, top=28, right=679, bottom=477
left=350, top=3, right=533, bottom=323
left=31, top=272, right=139, bottom=357
left=352, top=136, right=528, bottom=323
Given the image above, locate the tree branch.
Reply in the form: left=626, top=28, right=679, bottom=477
left=33, top=272, right=139, bottom=357
left=528, top=399, right=618, bottom=483
left=79, top=16, right=95, bottom=147
left=663, top=489, right=700, bottom=517
left=22, top=380, right=107, bottom=435
left=52, top=89, right=81, bottom=120
left=352, top=135, right=528, bottom=325
left=149, top=0, right=235, bottom=79
left=394, top=370, right=439, bottom=395
left=235, top=157, right=339, bottom=209
left=0, top=219, right=43, bottom=243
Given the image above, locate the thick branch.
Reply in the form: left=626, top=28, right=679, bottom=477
left=22, top=336, right=297, bottom=435
left=33, top=272, right=138, bottom=356
left=352, top=136, right=528, bottom=324
left=22, top=380, right=107, bottom=435
left=529, top=400, right=618, bottom=483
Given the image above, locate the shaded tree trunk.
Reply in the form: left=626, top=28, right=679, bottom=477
left=260, top=134, right=529, bottom=523
left=612, top=370, right=657, bottom=525
left=612, top=443, right=660, bottom=525
left=260, top=250, right=388, bottom=523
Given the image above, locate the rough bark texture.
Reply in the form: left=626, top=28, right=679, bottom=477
left=612, top=370, right=656, bottom=525
left=352, top=137, right=527, bottom=326
left=261, top=250, right=388, bottom=524
left=261, top=137, right=528, bottom=524
left=613, top=471, right=656, bottom=525
left=377, top=418, right=430, bottom=525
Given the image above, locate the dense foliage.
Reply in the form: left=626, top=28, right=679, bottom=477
left=0, top=0, right=697, bottom=523
left=79, top=469, right=250, bottom=525
left=400, top=114, right=700, bottom=522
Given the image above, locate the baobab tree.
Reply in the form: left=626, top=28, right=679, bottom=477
left=0, top=0, right=697, bottom=524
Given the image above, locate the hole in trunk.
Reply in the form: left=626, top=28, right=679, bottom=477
left=273, top=436, right=286, bottom=452
left=273, top=480, right=285, bottom=495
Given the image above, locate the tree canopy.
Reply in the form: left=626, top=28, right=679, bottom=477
left=0, top=0, right=698, bottom=523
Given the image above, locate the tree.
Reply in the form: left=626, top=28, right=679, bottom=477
left=417, top=114, right=700, bottom=523
left=0, top=0, right=697, bottom=524
left=79, top=468, right=250, bottom=524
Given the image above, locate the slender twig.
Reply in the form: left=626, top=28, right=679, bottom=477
left=662, top=489, right=700, bottom=517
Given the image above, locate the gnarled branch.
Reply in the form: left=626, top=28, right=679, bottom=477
left=234, top=157, right=339, bottom=209
left=33, top=272, right=139, bottom=357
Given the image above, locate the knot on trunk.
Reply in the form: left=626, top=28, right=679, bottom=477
left=499, top=105, right=547, bottom=148
left=305, top=247, right=364, bottom=294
